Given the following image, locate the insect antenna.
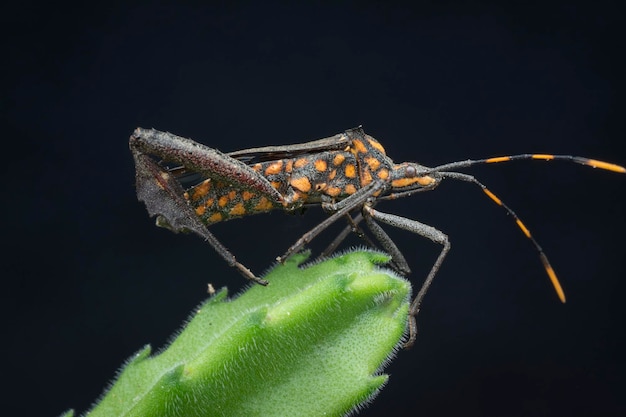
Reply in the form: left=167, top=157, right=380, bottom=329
left=430, top=154, right=626, bottom=174
left=432, top=154, right=625, bottom=303
left=441, top=171, right=566, bottom=302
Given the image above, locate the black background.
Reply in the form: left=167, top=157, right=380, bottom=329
left=3, top=1, right=625, bottom=416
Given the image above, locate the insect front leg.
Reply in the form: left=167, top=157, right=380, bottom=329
left=319, top=213, right=367, bottom=259
left=277, top=181, right=386, bottom=263
left=318, top=211, right=411, bottom=275
left=363, top=205, right=450, bottom=348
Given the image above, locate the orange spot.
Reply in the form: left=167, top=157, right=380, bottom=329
left=482, top=188, right=502, bottom=206
left=344, top=164, right=357, bottom=178
left=516, top=219, right=531, bottom=238
left=208, top=212, right=223, bottom=223
left=344, top=184, right=357, bottom=194
left=271, top=181, right=282, bottom=190
left=314, top=159, right=327, bottom=172
left=183, top=191, right=190, bottom=200
left=333, top=153, right=345, bottom=166
left=367, top=138, right=386, bottom=154
left=254, top=197, right=274, bottom=211
left=294, top=158, right=309, bottom=168
left=228, top=190, right=237, bottom=200
left=531, top=154, right=555, bottom=161
left=195, top=205, right=206, bottom=216
left=328, top=169, right=337, bottom=180
left=377, top=168, right=389, bottom=180
left=229, top=202, right=246, bottom=216
left=392, top=178, right=412, bottom=188
left=361, top=169, right=373, bottom=186
left=391, top=175, right=434, bottom=188
left=486, top=156, right=511, bottom=164
left=285, top=159, right=293, bottom=173
left=218, top=195, right=229, bottom=207
left=325, top=186, right=341, bottom=197
left=252, top=163, right=263, bottom=172
left=191, top=179, right=211, bottom=201
left=287, top=192, right=302, bottom=203
left=265, top=160, right=283, bottom=175
left=586, top=159, right=626, bottom=173
left=242, top=191, right=254, bottom=201
left=352, top=139, right=367, bottom=154
left=290, top=176, right=311, bottom=192
left=365, top=156, right=381, bottom=170
left=315, top=183, right=327, bottom=191
left=205, top=198, right=214, bottom=207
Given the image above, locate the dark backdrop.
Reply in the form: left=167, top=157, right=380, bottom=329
left=3, top=2, right=625, bottom=416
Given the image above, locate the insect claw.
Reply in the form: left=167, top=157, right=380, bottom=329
left=237, top=264, right=268, bottom=286
left=227, top=256, right=269, bottom=285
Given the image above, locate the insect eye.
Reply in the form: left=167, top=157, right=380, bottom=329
left=405, top=165, right=417, bottom=177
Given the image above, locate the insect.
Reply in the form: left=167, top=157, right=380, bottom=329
left=129, top=126, right=625, bottom=347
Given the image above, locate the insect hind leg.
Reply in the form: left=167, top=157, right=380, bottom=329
left=319, top=213, right=365, bottom=259
left=132, top=149, right=268, bottom=286
left=363, top=205, right=450, bottom=349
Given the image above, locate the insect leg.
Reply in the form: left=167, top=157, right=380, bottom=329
left=277, top=181, right=385, bottom=263
left=363, top=205, right=450, bottom=348
left=320, top=213, right=365, bottom=258
left=318, top=212, right=411, bottom=274
left=130, top=128, right=284, bottom=203
left=132, top=149, right=268, bottom=285
left=318, top=214, right=358, bottom=258
left=363, top=209, right=411, bottom=275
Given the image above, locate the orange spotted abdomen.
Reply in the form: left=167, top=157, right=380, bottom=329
left=184, top=178, right=282, bottom=225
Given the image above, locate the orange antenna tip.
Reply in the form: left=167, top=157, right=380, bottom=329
left=540, top=253, right=566, bottom=303
left=584, top=159, right=626, bottom=173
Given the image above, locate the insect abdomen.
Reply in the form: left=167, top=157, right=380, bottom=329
left=185, top=179, right=282, bottom=225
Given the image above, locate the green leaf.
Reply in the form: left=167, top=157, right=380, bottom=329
left=81, top=250, right=410, bottom=417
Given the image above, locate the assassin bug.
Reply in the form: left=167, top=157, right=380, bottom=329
left=130, top=126, right=625, bottom=347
